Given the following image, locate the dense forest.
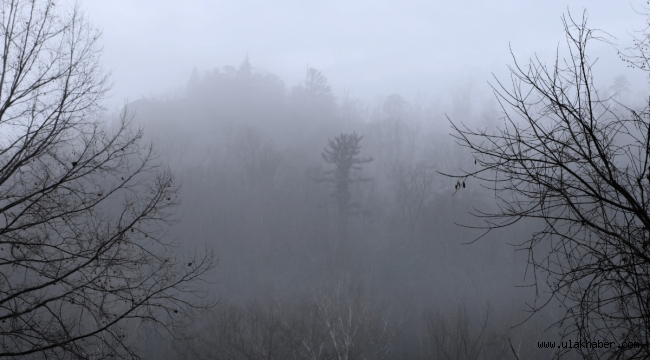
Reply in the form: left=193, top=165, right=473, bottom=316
left=124, top=58, right=562, bottom=359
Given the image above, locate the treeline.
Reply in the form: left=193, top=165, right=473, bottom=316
left=173, top=274, right=562, bottom=360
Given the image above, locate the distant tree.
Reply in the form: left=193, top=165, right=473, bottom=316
left=382, top=94, right=409, bottom=121
left=182, top=57, right=286, bottom=134
left=321, top=133, right=374, bottom=241
left=375, top=94, right=418, bottom=162
left=446, top=12, right=650, bottom=359
left=301, top=68, right=334, bottom=102
left=387, top=161, right=437, bottom=237
left=231, top=125, right=283, bottom=191
left=608, top=74, right=631, bottom=103
left=339, top=91, right=368, bottom=129
left=0, top=1, right=215, bottom=359
left=292, top=68, right=337, bottom=124
left=425, top=305, right=508, bottom=360
left=187, top=67, right=200, bottom=91
left=175, top=274, right=401, bottom=360
left=298, top=272, right=401, bottom=360
left=175, top=301, right=289, bottom=360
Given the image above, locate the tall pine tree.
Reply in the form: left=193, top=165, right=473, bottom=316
left=321, top=132, right=374, bottom=241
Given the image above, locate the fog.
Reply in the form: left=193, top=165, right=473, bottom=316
left=84, top=0, right=645, bottom=106
left=34, top=0, right=650, bottom=358
left=122, top=59, right=551, bottom=358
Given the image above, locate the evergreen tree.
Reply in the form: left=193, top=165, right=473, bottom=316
left=292, top=68, right=337, bottom=124
left=321, top=132, right=374, bottom=241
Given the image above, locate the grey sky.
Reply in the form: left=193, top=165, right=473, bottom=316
left=81, top=0, right=647, bottom=107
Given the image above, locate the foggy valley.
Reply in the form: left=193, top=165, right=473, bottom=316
left=1, top=0, right=650, bottom=359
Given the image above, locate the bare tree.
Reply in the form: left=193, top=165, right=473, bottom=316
left=281, top=301, right=329, bottom=360
left=178, top=273, right=403, bottom=360
left=445, top=11, right=650, bottom=359
left=425, top=305, right=508, bottom=360
left=307, top=273, right=400, bottom=360
left=176, top=301, right=290, bottom=360
left=0, top=1, right=215, bottom=358
left=387, top=161, right=437, bottom=237
left=231, top=125, right=283, bottom=191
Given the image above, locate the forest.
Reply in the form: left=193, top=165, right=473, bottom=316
left=136, top=60, right=545, bottom=359
left=1, top=1, right=649, bottom=359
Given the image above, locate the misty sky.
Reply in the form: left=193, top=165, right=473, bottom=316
left=82, top=0, right=647, bottom=107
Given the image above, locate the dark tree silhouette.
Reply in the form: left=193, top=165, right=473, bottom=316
left=321, top=133, right=373, bottom=241
left=0, top=1, right=215, bottom=359
left=446, top=12, right=650, bottom=359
